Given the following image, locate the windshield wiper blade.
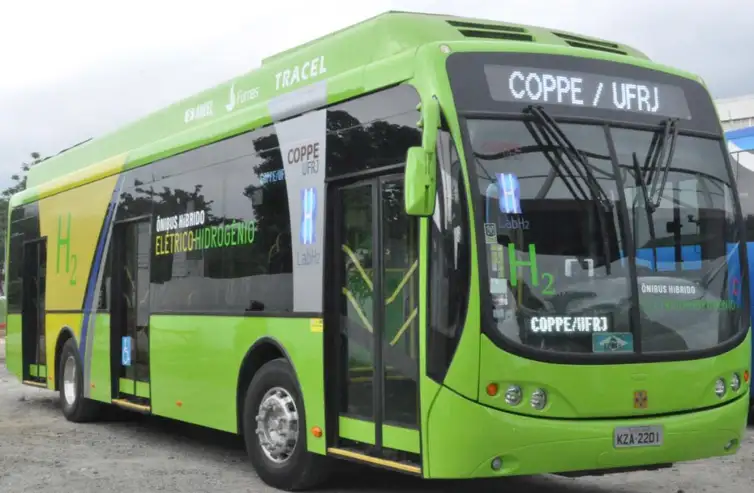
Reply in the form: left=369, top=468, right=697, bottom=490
left=632, top=151, right=658, bottom=266
left=526, top=105, right=612, bottom=211
left=646, top=119, right=679, bottom=211
left=526, top=105, right=613, bottom=274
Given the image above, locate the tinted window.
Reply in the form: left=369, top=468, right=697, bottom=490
left=427, top=128, right=470, bottom=381
left=326, top=85, right=421, bottom=179
left=148, top=128, right=293, bottom=314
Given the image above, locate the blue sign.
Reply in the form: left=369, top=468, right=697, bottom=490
left=592, top=333, right=634, bottom=353
left=497, top=173, right=521, bottom=214
left=121, top=336, right=132, bottom=367
left=300, top=187, right=317, bottom=245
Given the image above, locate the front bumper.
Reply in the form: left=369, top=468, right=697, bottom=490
left=425, top=385, right=749, bottom=478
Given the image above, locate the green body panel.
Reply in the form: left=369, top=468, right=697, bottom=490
left=383, top=424, right=420, bottom=454
left=339, top=417, right=375, bottom=445
left=425, top=380, right=749, bottom=478
left=88, top=314, right=112, bottom=403
left=148, top=315, right=326, bottom=454
left=478, top=333, right=751, bottom=418
left=119, top=379, right=150, bottom=398
left=5, top=314, right=21, bottom=379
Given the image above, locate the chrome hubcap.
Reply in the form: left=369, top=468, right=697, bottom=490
left=255, top=386, right=299, bottom=463
left=62, top=355, right=77, bottom=406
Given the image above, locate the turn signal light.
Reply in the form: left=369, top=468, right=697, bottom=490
left=744, top=370, right=750, bottom=383
left=311, top=426, right=323, bottom=438
left=486, top=383, right=499, bottom=396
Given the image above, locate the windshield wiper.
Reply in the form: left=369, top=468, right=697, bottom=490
left=526, top=105, right=613, bottom=211
left=644, top=119, right=679, bottom=212
left=632, top=151, right=658, bottom=267
left=525, top=105, right=613, bottom=274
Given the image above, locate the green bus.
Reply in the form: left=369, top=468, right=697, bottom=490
left=3, top=10, right=751, bottom=490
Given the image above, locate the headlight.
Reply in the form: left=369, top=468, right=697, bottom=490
left=731, top=373, right=741, bottom=392
left=504, top=385, right=522, bottom=405
left=714, top=378, right=726, bottom=398
left=530, top=388, right=547, bottom=410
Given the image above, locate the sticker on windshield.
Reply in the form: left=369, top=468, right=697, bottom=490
left=491, top=277, right=509, bottom=312
left=640, top=282, right=697, bottom=295
left=529, top=315, right=610, bottom=335
left=484, top=223, right=497, bottom=244
left=593, top=333, right=634, bottom=353
left=490, top=244, right=505, bottom=274
left=496, top=173, right=521, bottom=214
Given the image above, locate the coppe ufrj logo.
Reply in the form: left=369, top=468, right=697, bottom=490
left=301, top=187, right=317, bottom=245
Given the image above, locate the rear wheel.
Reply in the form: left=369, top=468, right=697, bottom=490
left=242, top=358, right=331, bottom=491
left=59, top=338, right=101, bottom=422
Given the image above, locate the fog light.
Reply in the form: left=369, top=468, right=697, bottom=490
left=731, top=373, right=741, bottom=392
left=714, top=378, right=726, bottom=398
left=531, top=388, right=547, bottom=410
left=440, top=44, right=452, bottom=54
left=491, top=456, right=503, bottom=470
left=505, top=385, right=522, bottom=406
left=724, top=438, right=739, bottom=451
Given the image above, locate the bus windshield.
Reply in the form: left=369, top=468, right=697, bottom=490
left=468, top=117, right=748, bottom=356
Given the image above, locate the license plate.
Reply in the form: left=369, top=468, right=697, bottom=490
left=613, top=425, right=664, bottom=448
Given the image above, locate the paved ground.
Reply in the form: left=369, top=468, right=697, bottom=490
left=0, top=354, right=752, bottom=493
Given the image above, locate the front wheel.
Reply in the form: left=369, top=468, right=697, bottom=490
left=243, top=358, right=331, bottom=491
left=58, top=338, right=101, bottom=422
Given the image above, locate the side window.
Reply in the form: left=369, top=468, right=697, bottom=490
left=326, top=84, right=422, bottom=179
left=222, top=132, right=293, bottom=313
left=149, top=163, right=225, bottom=313
left=148, top=127, right=293, bottom=314
left=7, top=228, right=24, bottom=312
left=427, top=127, right=470, bottom=382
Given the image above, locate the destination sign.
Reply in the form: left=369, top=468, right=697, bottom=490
left=528, top=315, right=611, bottom=335
left=484, top=64, right=692, bottom=120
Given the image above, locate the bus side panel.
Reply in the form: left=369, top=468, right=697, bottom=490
left=4, top=314, right=22, bottom=379
left=43, top=313, right=83, bottom=388
left=149, top=314, right=326, bottom=453
left=37, top=175, right=121, bottom=389
left=88, top=313, right=112, bottom=402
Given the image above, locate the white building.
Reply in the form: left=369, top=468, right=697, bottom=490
left=715, top=94, right=754, bottom=131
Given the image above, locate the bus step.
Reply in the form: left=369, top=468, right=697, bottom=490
left=22, top=380, right=48, bottom=389
left=112, top=398, right=151, bottom=414
left=327, top=447, right=421, bottom=475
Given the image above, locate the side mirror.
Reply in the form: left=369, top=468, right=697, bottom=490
left=404, top=96, right=440, bottom=217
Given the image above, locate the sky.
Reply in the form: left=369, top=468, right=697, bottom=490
left=1, top=0, right=752, bottom=189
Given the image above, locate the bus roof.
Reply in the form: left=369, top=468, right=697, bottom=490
left=23, top=11, right=656, bottom=200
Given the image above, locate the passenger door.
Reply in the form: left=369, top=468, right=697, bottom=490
left=326, top=174, right=421, bottom=472
left=21, top=238, right=47, bottom=386
left=110, top=218, right=152, bottom=412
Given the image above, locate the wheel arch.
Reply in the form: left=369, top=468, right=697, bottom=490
left=236, top=336, right=301, bottom=435
left=53, top=325, right=77, bottom=391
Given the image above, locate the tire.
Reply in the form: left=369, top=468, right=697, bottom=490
left=58, top=338, right=101, bottom=422
left=243, top=358, right=331, bottom=491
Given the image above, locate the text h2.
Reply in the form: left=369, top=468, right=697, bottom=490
left=56, top=213, right=78, bottom=286
left=507, top=243, right=554, bottom=295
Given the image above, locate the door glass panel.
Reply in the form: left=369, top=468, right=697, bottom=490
left=381, top=178, right=419, bottom=426
left=340, top=184, right=375, bottom=418
left=37, top=242, right=47, bottom=366
left=134, top=221, right=151, bottom=382
left=121, top=221, right=151, bottom=385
